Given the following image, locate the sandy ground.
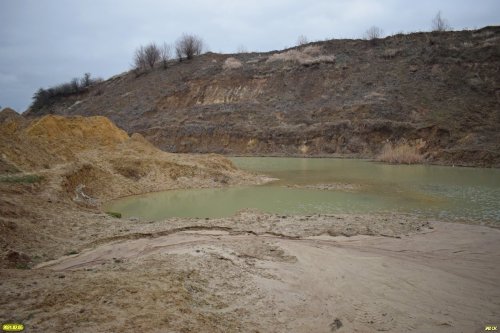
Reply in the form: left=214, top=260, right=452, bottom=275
left=1, top=212, right=499, bottom=333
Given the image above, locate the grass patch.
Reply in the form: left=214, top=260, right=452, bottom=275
left=377, top=143, right=423, bottom=164
left=15, top=262, right=31, bottom=270
left=0, top=174, right=44, bottom=184
left=106, top=211, right=122, bottom=218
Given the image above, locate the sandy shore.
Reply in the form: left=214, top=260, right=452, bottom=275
left=1, top=211, right=499, bottom=333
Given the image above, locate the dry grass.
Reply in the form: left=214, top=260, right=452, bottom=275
left=266, top=46, right=335, bottom=65
left=473, top=30, right=493, bottom=38
left=301, top=55, right=336, bottom=65
left=223, top=57, right=242, bottom=70
left=376, top=143, right=423, bottom=164
left=266, top=49, right=308, bottom=63
left=382, top=48, right=402, bottom=59
left=482, top=36, right=500, bottom=47
left=302, top=45, right=321, bottom=56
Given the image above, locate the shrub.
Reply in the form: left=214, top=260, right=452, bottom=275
left=223, top=57, right=242, bottom=70
left=175, top=34, right=204, bottom=61
left=376, top=143, right=423, bottom=164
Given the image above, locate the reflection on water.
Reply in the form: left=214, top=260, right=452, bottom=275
left=104, top=158, right=500, bottom=222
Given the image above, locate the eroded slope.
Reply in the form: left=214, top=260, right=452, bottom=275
left=25, top=27, right=500, bottom=166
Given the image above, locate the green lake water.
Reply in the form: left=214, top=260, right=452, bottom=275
left=104, top=157, right=500, bottom=222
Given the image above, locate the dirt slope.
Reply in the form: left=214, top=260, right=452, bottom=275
left=24, top=27, right=500, bottom=167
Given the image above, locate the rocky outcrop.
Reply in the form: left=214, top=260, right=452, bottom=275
left=25, top=27, right=500, bottom=167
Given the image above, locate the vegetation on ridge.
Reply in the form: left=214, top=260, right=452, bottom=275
left=30, top=73, right=101, bottom=112
left=133, top=34, right=205, bottom=75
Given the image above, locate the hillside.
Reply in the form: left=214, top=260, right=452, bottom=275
left=25, top=27, right=500, bottom=167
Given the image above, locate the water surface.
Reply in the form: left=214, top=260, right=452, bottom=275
left=105, top=158, right=500, bottom=222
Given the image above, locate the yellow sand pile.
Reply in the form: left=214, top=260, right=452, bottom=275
left=26, top=115, right=129, bottom=147
left=0, top=115, right=132, bottom=170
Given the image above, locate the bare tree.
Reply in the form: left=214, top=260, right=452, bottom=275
left=175, top=44, right=182, bottom=62
left=133, top=45, right=148, bottom=72
left=365, top=26, right=383, bottom=41
left=81, top=72, right=91, bottom=87
left=432, top=11, right=451, bottom=32
left=133, top=43, right=161, bottom=72
left=160, top=42, right=171, bottom=69
left=175, top=34, right=204, bottom=61
left=236, top=44, right=247, bottom=53
left=70, top=78, right=80, bottom=93
left=297, top=35, right=309, bottom=46
left=144, top=43, right=161, bottom=69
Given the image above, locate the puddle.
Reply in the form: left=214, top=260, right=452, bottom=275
left=104, top=157, right=500, bottom=222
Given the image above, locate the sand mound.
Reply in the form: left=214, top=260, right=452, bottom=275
left=0, top=115, right=129, bottom=170
left=0, top=108, right=25, bottom=136
left=0, top=107, right=20, bottom=123
left=0, top=114, right=261, bottom=203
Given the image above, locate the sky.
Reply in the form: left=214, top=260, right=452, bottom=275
left=0, top=0, right=499, bottom=113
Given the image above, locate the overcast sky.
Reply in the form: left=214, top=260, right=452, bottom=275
left=0, top=0, right=499, bottom=113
